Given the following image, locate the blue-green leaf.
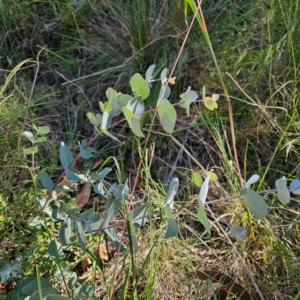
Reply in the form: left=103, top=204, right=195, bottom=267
left=48, top=240, right=64, bottom=259
left=240, top=188, right=268, bottom=220
left=145, top=64, right=155, bottom=86
left=43, top=295, right=70, bottom=300
left=195, top=195, right=211, bottom=235
left=164, top=177, right=179, bottom=209
left=39, top=172, right=54, bottom=193
left=21, top=277, right=51, bottom=296
left=199, top=175, right=210, bottom=203
left=59, top=142, right=75, bottom=170
left=87, top=112, right=102, bottom=126
left=275, top=177, right=290, bottom=204
left=230, top=226, right=246, bottom=240
left=0, top=264, right=11, bottom=282
left=290, top=179, right=300, bottom=195
left=87, top=213, right=102, bottom=233
left=105, top=227, right=127, bottom=252
left=77, top=221, right=86, bottom=252
left=127, top=96, right=144, bottom=120
left=101, top=111, right=112, bottom=129
left=98, top=167, right=112, bottom=180
left=30, top=287, right=59, bottom=300
left=179, top=90, right=198, bottom=116
left=102, top=128, right=121, bottom=142
left=243, top=174, right=259, bottom=189
left=164, top=218, right=178, bottom=239
left=58, top=223, right=72, bottom=246
left=129, top=212, right=138, bottom=252
left=160, top=68, right=168, bottom=83
left=79, top=139, right=94, bottom=159
left=101, top=199, right=123, bottom=229
left=158, top=98, right=176, bottom=134
left=132, top=203, right=150, bottom=228
left=123, top=107, right=145, bottom=137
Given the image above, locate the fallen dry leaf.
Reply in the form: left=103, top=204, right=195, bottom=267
left=76, top=182, right=92, bottom=208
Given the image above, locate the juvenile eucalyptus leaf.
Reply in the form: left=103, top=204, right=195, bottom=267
left=79, top=139, right=94, bottom=159
left=39, top=172, right=54, bottom=193
left=102, top=128, right=121, bottom=142
left=179, top=90, right=198, bottom=116
left=195, top=195, right=211, bottom=235
left=240, top=188, right=268, bottom=220
left=43, top=295, right=70, bottom=300
left=243, top=174, right=259, bottom=189
left=87, top=213, right=102, bottom=233
left=199, top=175, right=210, bottom=203
left=48, top=240, right=64, bottom=259
left=30, top=287, right=59, bottom=300
left=160, top=68, right=168, bottom=83
left=113, top=181, right=129, bottom=200
left=23, top=146, right=38, bottom=154
left=105, top=227, right=127, bottom=252
left=164, top=177, right=179, bottom=209
left=87, top=112, right=102, bottom=126
left=275, top=177, right=290, bottom=204
left=78, top=208, right=94, bottom=221
left=130, top=73, right=150, bottom=100
left=35, top=137, right=46, bottom=143
left=132, top=203, right=150, bottom=228
left=145, top=64, right=155, bottom=84
left=158, top=98, right=176, bottom=134
left=0, top=264, right=11, bottom=282
left=122, top=107, right=145, bottom=137
left=94, top=181, right=106, bottom=195
left=66, top=208, right=81, bottom=216
left=77, top=221, right=86, bottom=252
left=101, top=110, right=112, bottom=129
left=98, top=167, right=112, bottom=180
left=230, top=226, right=246, bottom=240
left=35, top=126, right=50, bottom=135
left=158, top=85, right=171, bottom=100
left=118, top=93, right=132, bottom=107
left=290, top=179, right=300, bottom=195
left=127, top=96, right=144, bottom=120
left=106, top=87, right=118, bottom=102
left=164, top=218, right=178, bottom=239
left=101, top=199, right=123, bottom=229
left=192, top=172, right=203, bottom=187
left=21, top=131, right=34, bottom=142
left=58, top=223, right=72, bottom=246
left=21, top=277, right=51, bottom=296
left=59, top=142, right=76, bottom=170
left=10, top=264, right=22, bottom=279
left=129, top=212, right=138, bottom=252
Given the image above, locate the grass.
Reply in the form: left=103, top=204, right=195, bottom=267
left=1, top=0, right=300, bottom=299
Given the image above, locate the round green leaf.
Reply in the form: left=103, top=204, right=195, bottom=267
left=230, top=226, right=246, bottom=240
left=158, top=99, right=176, bottom=134
left=22, top=131, right=34, bottom=142
left=130, top=73, right=150, bottom=100
left=192, top=172, right=203, bottom=187
left=275, top=178, right=290, bottom=204
left=240, top=188, right=268, bottom=220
